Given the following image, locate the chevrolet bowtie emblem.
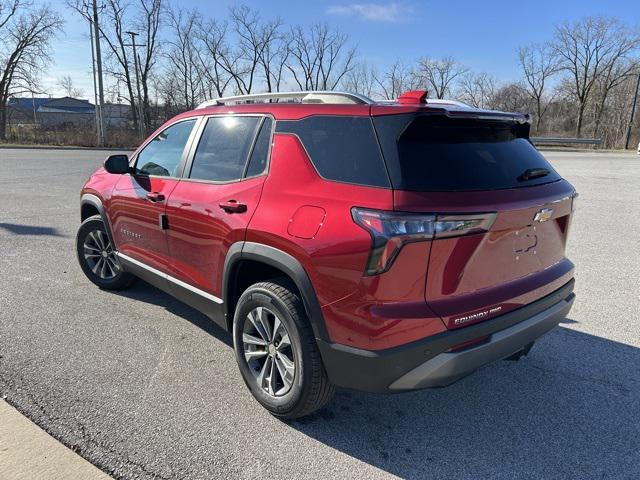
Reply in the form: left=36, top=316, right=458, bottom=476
left=533, top=208, right=553, bottom=223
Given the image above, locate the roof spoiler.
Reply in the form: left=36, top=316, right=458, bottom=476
left=397, top=90, right=428, bottom=104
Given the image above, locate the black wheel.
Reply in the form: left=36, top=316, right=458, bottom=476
left=76, top=215, right=135, bottom=290
left=232, top=280, right=335, bottom=419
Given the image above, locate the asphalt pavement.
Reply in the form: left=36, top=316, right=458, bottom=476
left=0, top=148, right=638, bottom=479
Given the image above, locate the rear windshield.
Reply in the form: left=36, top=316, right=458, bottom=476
left=373, top=114, right=561, bottom=191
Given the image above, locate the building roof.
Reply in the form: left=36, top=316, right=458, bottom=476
left=9, top=97, right=94, bottom=114
left=8, top=98, right=51, bottom=110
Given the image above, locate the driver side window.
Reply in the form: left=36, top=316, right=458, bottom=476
left=135, top=119, right=196, bottom=177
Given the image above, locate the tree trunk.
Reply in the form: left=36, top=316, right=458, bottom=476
left=0, top=103, right=7, bottom=141
left=142, top=78, right=151, bottom=132
left=124, top=79, right=138, bottom=131
left=593, top=94, right=608, bottom=138
left=576, top=102, right=585, bottom=138
left=535, top=98, right=543, bottom=133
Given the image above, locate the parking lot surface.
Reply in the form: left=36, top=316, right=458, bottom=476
left=0, top=148, right=639, bottom=479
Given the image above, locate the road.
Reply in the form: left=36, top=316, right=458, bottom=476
left=0, top=148, right=638, bottom=479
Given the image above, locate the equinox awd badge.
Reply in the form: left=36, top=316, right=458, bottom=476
left=534, top=208, right=553, bottom=223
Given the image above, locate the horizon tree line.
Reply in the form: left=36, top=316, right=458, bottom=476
left=1, top=0, right=639, bottom=148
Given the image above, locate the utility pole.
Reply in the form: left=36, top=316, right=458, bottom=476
left=624, top=71, right=640, bottom=150
left=89, top=17, right=102, bottom=146
left=92, top=0, right=106, bottom=146
left=126, top=31, right=145, bottom=139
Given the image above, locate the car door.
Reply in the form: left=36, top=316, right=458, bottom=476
left=164, top=115, right=273, bottom=319
left=109, top=118, right=199, bottom=272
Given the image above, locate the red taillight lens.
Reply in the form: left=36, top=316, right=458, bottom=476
left=352, top=208, right=495, bottom=275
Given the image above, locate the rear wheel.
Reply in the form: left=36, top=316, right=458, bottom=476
left=233, top=280, right=334, bottom=419
left=76, top=215, right=135, bottom=290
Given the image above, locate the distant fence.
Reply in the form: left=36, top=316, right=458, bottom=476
left=531, top=137, right=602, bottom=146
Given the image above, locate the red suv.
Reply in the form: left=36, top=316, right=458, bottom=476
left=77, top=90, right=576, bottom=418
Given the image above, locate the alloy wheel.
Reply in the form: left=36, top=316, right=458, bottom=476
left=83, top=229, right=120, bottom=280
left=242, top=306, right=295, bottom=397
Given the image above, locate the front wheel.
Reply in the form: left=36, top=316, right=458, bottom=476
left=232, top=280, right=335, bottom=419
left=76, top=215, right=135, bottom=290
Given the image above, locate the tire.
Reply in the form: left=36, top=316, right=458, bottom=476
left=232, top=279, right=335, bottom=419
left=76, top=215, right=135, bottom=290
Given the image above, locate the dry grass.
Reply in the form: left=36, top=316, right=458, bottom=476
left=3, top=125, right=141, bottom=149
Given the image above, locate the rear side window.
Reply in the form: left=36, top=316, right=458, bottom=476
left=245, top=117, right=273, bottom=177
left=276, top=116, right=390, bottom=188
left=190, top=116, right=261, bottom=182
left=373, top=114, right=561, bottom=191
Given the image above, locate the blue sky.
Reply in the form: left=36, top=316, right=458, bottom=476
left=45, top=0, right=640, bottom=98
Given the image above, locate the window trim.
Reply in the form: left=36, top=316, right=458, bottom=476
left=181, top=113, right=275, bottom=185
left=129, top=117, right=202, bottom=180
left=275, top=115, right=392, bottom=190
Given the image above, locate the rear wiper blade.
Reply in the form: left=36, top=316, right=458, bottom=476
left=518, top=168, right=549, bottom=182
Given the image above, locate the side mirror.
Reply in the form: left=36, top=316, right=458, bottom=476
left=104, top=154, right=130, bottom=174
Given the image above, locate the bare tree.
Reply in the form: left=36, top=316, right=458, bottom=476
left=490, top=82, right=531, bottom=113
left=552, top=16, right=640, bottom=137
left=166, top=8, right=202, bottom=110
left=191, top=6, right=286, bottom=96
left=0, top=1, right=62, bottom=140
left=591, top=57, right=639, bottom=137
left=70, top=0, right=163, bottom=132
left=69, top=0, right=136, bottom=127
left=457, top=71, right=498, bottom=109
left=227, top=5, right=267, bottom=94
left=374, top=60, right=423, bottom=100
left=286, top=23, right=357, bottom=91
left=135, top=0, right=162, bottom=129
left=57, top=74, right=84, bottom=97
left=416, top=56, right=467, bottom=99
left=194, top=18, right=232, bottom=98
left=605, top=68, right=640, bottom=147
left=256, top=15, right=288, bottom=93
left=518, top=43, right=559, bottom=132
left=154, top=69, right=182, bottom=118
left=341, top=60, right=377, bottom=97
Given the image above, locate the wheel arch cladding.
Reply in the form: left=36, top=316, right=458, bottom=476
left=223, top=241, right=329, bottom=341
left=80, top=194, right=116, bottom=247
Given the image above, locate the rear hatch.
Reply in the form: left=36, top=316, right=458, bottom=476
left=373, top=111, right=576, bottom=329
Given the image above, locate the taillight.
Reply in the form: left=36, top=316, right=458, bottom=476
left=352, top=208, right=496, bottom=275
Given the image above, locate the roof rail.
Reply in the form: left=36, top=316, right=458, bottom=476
left=196, top=91, right=374, bottom=109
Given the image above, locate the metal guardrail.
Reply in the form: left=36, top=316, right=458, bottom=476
left=531, top=137, right=602, bottom=145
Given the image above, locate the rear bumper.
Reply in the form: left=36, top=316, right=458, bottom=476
left=317, top=279, right=575, bottom=392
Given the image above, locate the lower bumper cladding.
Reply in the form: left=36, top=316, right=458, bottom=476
left=317, top=279, right=575, bottom=392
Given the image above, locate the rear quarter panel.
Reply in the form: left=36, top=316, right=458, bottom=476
left=246, top=133, right=394, bottom=307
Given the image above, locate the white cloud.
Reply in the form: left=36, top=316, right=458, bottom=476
left=327, top=3, right=412, bottom=23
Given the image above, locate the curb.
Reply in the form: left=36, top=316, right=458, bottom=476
left=0, top=400, right=112, bottom=480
